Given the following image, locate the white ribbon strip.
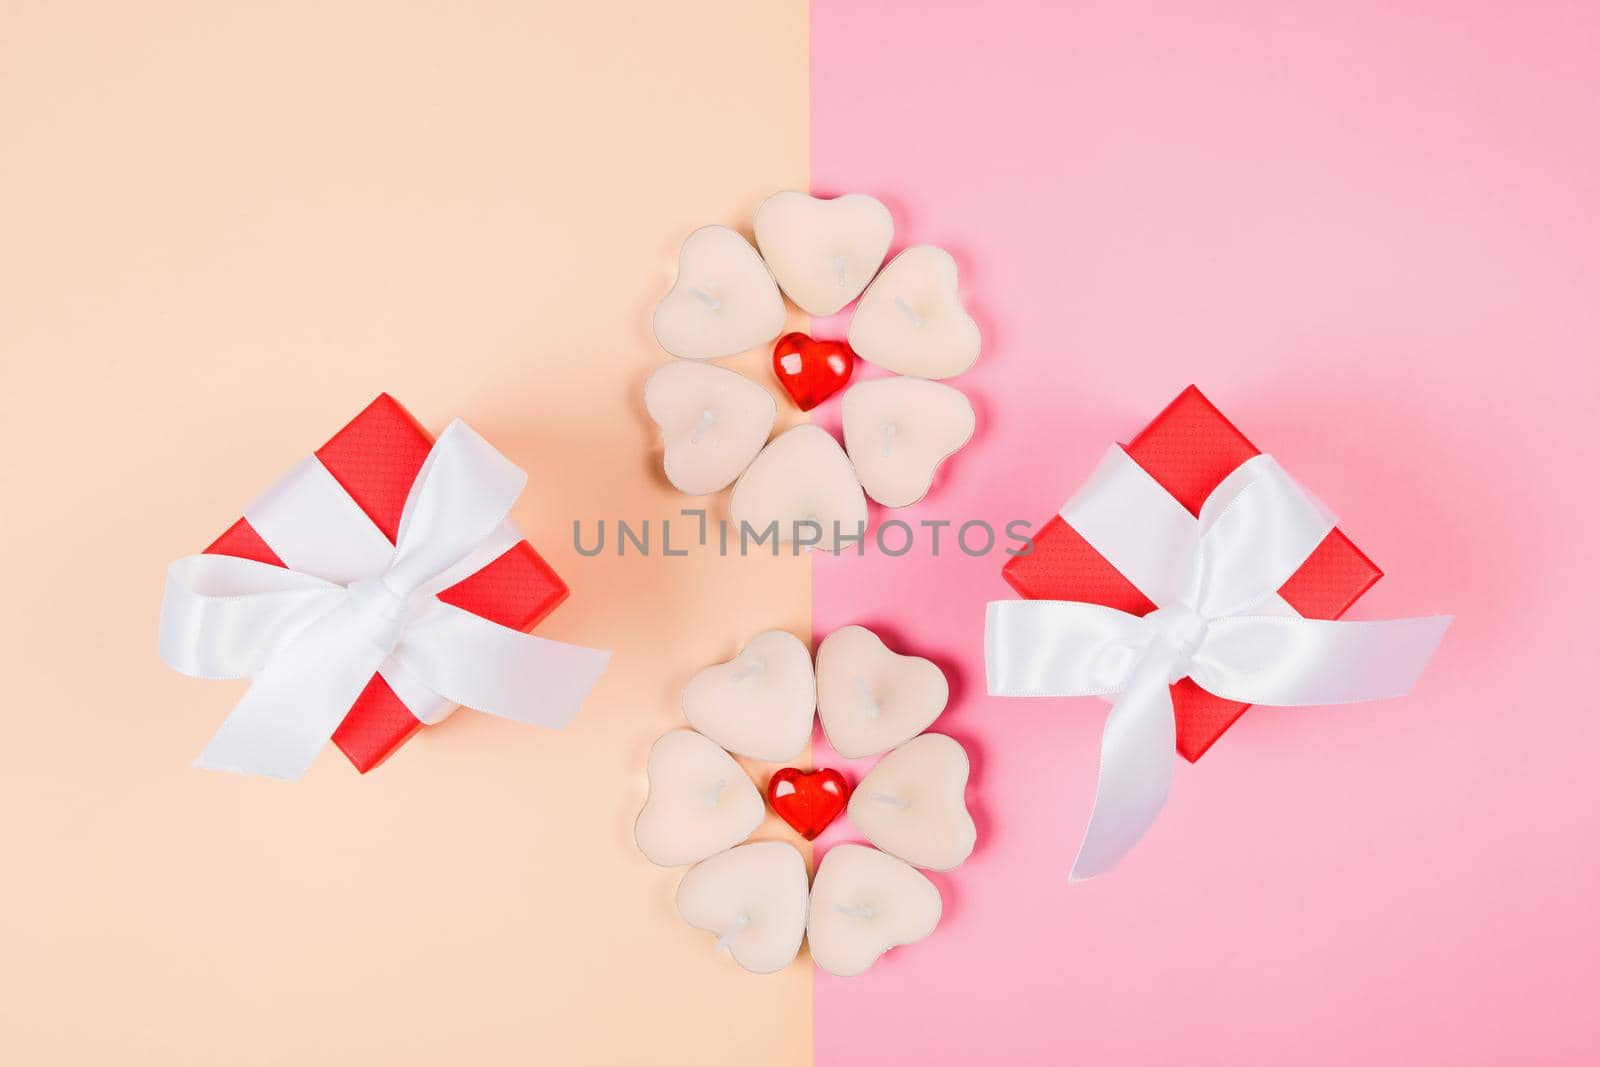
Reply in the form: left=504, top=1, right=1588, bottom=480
left=160, top=420, right=611, bottom=780
left=986, top=448, right=1449, bottom=880
left=244, top=457, right=397, bottom=585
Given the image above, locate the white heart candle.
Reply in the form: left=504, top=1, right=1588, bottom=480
left=682, top=630, right=816, bottom=762
left=841, top=378, right=975, bottom=507
left=815, top=625, right=949, bottom=759
left=634, top=730, right=763, bottom=867
left=848, top=246, right=981, bottom=379
left=645, top=361, right=777, bottom=495
left=806, top=844, right=942, bottom=977
left=753, top=191, right=893, bottom=316
left=729, top=425, right=868, bottom=552
left=652, top=226, right=787, bottom=361
left=849, top=733, right=976, bottom=871
left=677, top=841, right=810, bottom=975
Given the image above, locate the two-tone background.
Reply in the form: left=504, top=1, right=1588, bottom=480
left=4, top=2, right=1597, bottom=1064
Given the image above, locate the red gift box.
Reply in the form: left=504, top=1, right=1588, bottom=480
left=1001, top=386, right=1382, bottom=762
left=203, top=394, right=569, bottom=772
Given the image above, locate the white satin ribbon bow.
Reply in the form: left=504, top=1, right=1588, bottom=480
left=986, top=447, right=1450, bottom=880
left=160, top=419, right=611, bottom=781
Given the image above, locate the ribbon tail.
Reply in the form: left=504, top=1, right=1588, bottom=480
left=195, top=608, right=386, bottom=781
left=1192, top=614, right=1452, bottom=706
left=394, top=602, right=610, bottom=730
left=1070, top=654, right=1178, bottom=882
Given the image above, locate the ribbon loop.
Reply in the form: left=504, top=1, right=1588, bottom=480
left=986, top=449, right=1449, bottom=880
left=985, top=600, right=1147, bottom=698
left=1188, top=455, right=1334, bottom=618
left=385, top=420, right=528, bottom=594
left=161, top=418, right=609, bottom=780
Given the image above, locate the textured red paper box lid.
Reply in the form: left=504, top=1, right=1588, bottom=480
left=202, top=395, right=570, bottom=772
left=1001, top=386, right=1382, bottom=762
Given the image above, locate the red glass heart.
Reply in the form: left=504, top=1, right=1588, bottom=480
left=767, top=767, right=849, bottom=840
left=771, top=332, right=854, bottom=411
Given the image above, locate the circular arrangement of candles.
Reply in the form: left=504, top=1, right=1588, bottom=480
left=645, top=190, right=982, bottom=528
left=634, top=624, right=976, bottom=976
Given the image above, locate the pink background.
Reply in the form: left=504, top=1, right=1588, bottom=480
left=812, top=2, right=1599, bottom=1064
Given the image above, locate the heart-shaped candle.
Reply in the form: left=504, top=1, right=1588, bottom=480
left=729, top=425, right=868, bottom=552
left=848, top=246, right=981, bottom=379
left=681, top=630, right=816, bottom=762
left=645, top=361, right=777, bottom=495
left=634, top=729, right=764, bottom=867
left=848, top=733, right=976, bottom=871
left=771, top=332, right=854, bottom=411
left=842, top=377, right=975, bottom=507
left=806, top=843, right=942, bottom=978
left=754, top=191, right=893, bottom=315
left=766, top=767, right=849, bottom=840
left=652, top=226, right=787, bottom=361
left=677, top=841, right=809, bottom=975
left=815, top=625, right=949, bottom=759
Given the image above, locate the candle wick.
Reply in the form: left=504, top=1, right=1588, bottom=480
left=854, top=676, right=881, bottom=720
left=882, top=422, right=897, bottom=459
left=731, top=657, right=765, bottom=682
left=705, top=778, right=728, bottom=807
left=688, top=286, right=722, bottom=312
left=832, top=255, right=848, bottom=288
left=893, top=296, right=922, bottom=328
left=833, top=903, right=876, bottom=920
left=689, top=408, right=716, bottom=445
left=714, top=912, right=750, bottom=953
left=869, top=791, right=907, bottom=809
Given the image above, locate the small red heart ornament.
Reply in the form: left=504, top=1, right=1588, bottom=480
left=767, top=767, right=850, bottom=840
left=771, top=332, right=854, bottom=411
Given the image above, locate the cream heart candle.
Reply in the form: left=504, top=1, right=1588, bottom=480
left=815, top=625, right=949, bottom=759
left=848, top=246, right=981, bottom=379
left=806, top=844, right=942, bottom=978
left=729, top=425, right=868, bottom=552
left=842, top=378, right=975, bottom=507
left=676, top=841, right=810, bottom=975
left=634, top=729, right=764, bottom=867
left=753, top=191, right=894, bottom=316
left=681, top=630, right=816, bottom=762
left=652, top=226, right=787, bottom=361
left=849, top=733, right=976, bottom=871
left=645, top=361, right=776, bottom=495
left=819, top=627, right=940, bottom=758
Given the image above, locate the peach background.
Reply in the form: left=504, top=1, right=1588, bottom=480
left=811, top=2, right=1600, bottom=1065
left=0, top=2, right=815, bottom=1065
